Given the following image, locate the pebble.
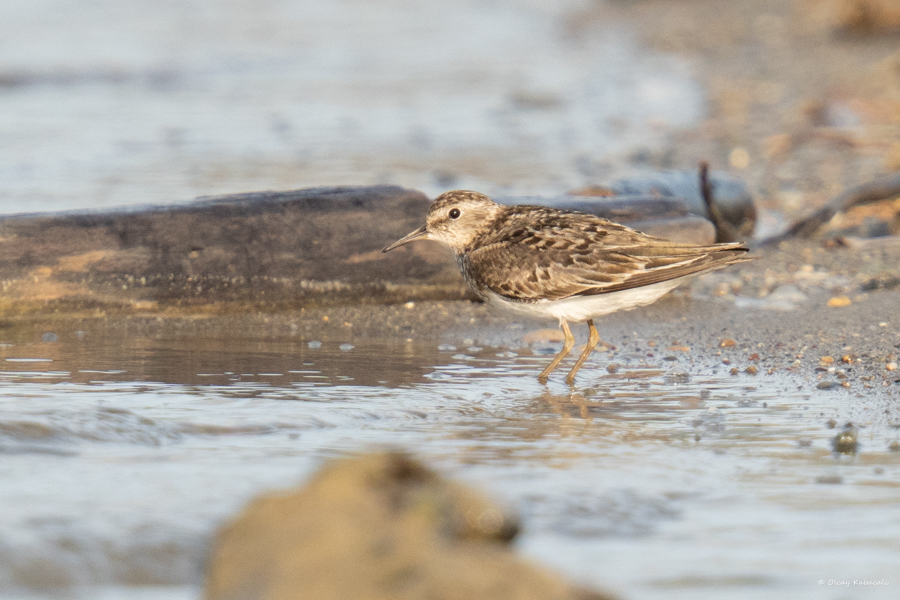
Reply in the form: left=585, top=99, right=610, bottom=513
left=832, top=424, right=859, bottom=454
left=41, top=332, right=58, bottom=343
left=729, top=147, right=750, bottom=169
left=339, top=344, right=355, bottom=351
left=719, top=338, right=736, bottom=348
left=815, top=475, right=843, bottom=485
left=889, top=441, right=900, bottom=452
left=745, top=365, right=758, bottom=375
left=827, top=296, right=852, bottom=308
left=308, top=341, right=322, bottom=349
left=606, top=364, right=619, bottom=374
left=730, top=367, right=739, bottom=375
left=816, top=381, right=836, bottom=390
left=840, top=354, right=854, bottom=363
left=820, top=356, right=834, bottom=365
left=437, top=344, right=457, bottom=352
left=887, top=362, right=897, bottom=371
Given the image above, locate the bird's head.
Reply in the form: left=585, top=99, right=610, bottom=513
left=382, top=190, right=503, bottom=254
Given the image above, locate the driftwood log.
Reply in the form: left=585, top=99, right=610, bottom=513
left=0, top=185, right=735, bottom=315
left=758, top=171, right=900, bottom=246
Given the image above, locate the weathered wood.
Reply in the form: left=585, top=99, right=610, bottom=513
left=0, top=186, right=463, bottom=314
left=0, top=186, right=718, bottom=315
left=758, top=171, right=900, bottom=246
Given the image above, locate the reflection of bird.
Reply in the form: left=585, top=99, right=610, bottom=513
left=384, top=190, right=752, bottom=385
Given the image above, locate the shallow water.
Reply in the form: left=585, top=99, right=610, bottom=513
left=0, top=0, right=703, bottom=214
left=1, top=322, right=898, bottom=600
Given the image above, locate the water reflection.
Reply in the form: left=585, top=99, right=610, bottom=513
left=0, top=319, right=898, bottom=600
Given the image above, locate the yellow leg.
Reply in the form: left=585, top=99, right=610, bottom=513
left=565, top=319, right=600, bottom=385
left=538, top=320, right=575, bottom=384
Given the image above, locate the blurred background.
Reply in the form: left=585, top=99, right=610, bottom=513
left=6, top=0, right=896, bottom=220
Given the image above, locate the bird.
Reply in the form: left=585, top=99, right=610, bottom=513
left=383, top=190, right=752, bottom=384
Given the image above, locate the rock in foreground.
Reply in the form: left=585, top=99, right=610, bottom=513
left=204, top=452, right=616, bottom=600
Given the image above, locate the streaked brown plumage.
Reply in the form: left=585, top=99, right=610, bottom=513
left=384, top=190, right=752, bottom=384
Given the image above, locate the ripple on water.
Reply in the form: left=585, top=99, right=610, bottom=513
left=0, top=335, right=897, bottom=600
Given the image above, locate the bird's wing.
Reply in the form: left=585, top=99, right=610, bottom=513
left=466, top=208, right=750, bottom=301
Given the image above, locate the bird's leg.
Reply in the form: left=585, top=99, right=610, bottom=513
left=538, top=319, right=574, bottom=384
left=565, top=319, right=600, bottom=385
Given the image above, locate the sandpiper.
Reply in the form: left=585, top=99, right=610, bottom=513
left=383, top=190, right=751, bottom=384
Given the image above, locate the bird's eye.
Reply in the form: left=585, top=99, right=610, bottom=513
left=449, top=208, right=461, bottom=219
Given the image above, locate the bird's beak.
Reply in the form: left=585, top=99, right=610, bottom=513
left=382, top=225, right=429, bottom=252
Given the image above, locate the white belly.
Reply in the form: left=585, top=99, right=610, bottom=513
left=483, top=279, right=682, bottom=324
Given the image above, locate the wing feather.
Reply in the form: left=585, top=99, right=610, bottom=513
left=465, top=206, right=750, bottom=301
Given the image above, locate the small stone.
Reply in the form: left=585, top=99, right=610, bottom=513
left=606, top=364, right=619, bottom=374
left=798, top=438, right=813, bottom=448
left=729, top=147, right=750, bottom=169
left=41, top=332, right=58, bottom=343
left=722, top=358, right=731, bottom=365
left=308, top=341, right=322, bottom=349
left=339, top=344, right=355, bottom=351
left=730, top=367, right=739, bottom=375
left=815, top=475, right=843, bottom=485
left=820, top=356, right=834, bottom=365
left=886, top=362, right=898, bottom=371
left=749, top=353, right=760, bottom=361
left=889, top=441, right=900, bottom=452
left=841, top=381, right=851, bottom=388
left=719, top=338, right=736, bottom=348
left=841, top=354, right=854, bottom=363
left=832, top=424, right=859, bottom=454
left=826, top=419, right=837, bottom=429
left=827, top=296, right=852, bottom=308
left=668, top=345, right=690, bottom=352
left=404, top=301, right=415, bottom=309
left=816, top=381, right=836, bottom=390
left=745, top=365, right=758, bottom=375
